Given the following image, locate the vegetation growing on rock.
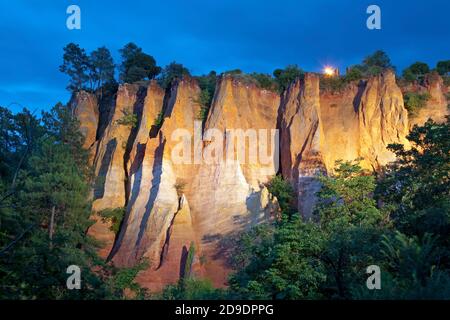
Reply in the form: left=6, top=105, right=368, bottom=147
left=403, top=92, right=431, bottom=116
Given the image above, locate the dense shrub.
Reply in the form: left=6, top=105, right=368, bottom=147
left=444, top=75, right=450, bottom=87
left=119, top=43, right=161, bottom=83
left=249, top=73, right=279, bottom=91
left=436, top=60, right=450, bottom=76
left=346, top=50, right=395, bottom=80
left=195, top=71, right=217, bottom=121
left=402, top=62, right=430, bottom=83
left=403, top=92, right=431, bottom=116
left=158, top=62, right=190, bottom=89
left=273, top=65, right=304, bottom=93
left=98, top=207, right=126, bottom=234
left=116, top=110, right=138, bottom=128
left=223, top=71, right=279, bottom=92
left=154, top=110, right=164, bottom=128
left=320, top=75, right=348, bottom=93
left=345, top=67, right=364, bottom=82
left=266, top=175, right=296, bottom=217
left=159, top=278, right=225, bottom=300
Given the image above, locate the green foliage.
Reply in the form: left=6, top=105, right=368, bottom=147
left=381, top=232, right=440, bottom=286
left=228, top=224, right=275, bottom=271
left=154, top=110, right=165, bottom=128
left=345, top=67, right=364, bottom=82
left=196, top=71, right=217, bottom=95
left=362, top=50, right=394, bottom=71
left=320, top=75, right=348, bottom=93
left=444, top=75, right=450, bottom=87
left=0, top=107, right=43, bottom=182
left=313, top=161, right=388, bottom=298
left=373, top=118, right=450, bottom=298
left=315, top=160, right=386, bottom=228
left=266, top=175, right=296, bottom=217
left=158, top=62, right=191, bottom=89
left=60, top=43, right=116, bottom=92
left=377, top=118, right=450, bottom=239
left=89, top=47, right=115, bottom=91
left=436, top=60, right=450, bottom=76
left=98, top=207, right=125, bottom=235
left=116, top=110, right=138, bottom=128
left=0, top=103, right=144, bottom=300
left=183, top=241, right=196, bottom=279
left=224, top=71, right=279, bottom=92
left=224, top=69, right=243, bottom=75
left=403, top=92, right=431, bottom=116
left=320, top=50, right=394, bottom=93
left=345, top=50, right=395, bottom=80
left=229, top=217, right=326, bottom=299
left=195, top=71, right=217, bottom=121
left=402, top=62, right=430, bottom=83
left=352, top=231, right=450, bottom=299
left=198, top=106, right=209, bottom=122
left=159, top=278, right=225, bottom=300
left=249, top=73, right=279, bottom=91
left=195, top=90, right=212, bottom=121
left=119, top=43, right=161, bottom=83
left=321, top=67, right=366, bottom=93
left=229, top=151, right=449, bottom=300
left=105, top=259, right=149, bottom=299
left=0, top=103, right=103, bottom=299
left=60, top=43, right=90, bottom=91
left=273, top=65, right=304, bottom=93
left=246, top=162, right=388, bottom=299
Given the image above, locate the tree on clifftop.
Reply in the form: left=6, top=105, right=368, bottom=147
left=348, top=50, right=395, bottom=77
left=402, top=62, right=430, bottom=82
left=436, top=60, right=450, bottom=76
left=89, top=47, right=115, bottom=91
left=158, top=61, right=191, bottom=89
left=60, top=43, right=90, bottom=91
left=273, top=65, right=304, bottom=93
left=119, top=43, right=161, bottom=83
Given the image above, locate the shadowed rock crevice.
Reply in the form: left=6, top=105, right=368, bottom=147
left=95, top=85, right=120, bottom=141
left=93, top=139, right=116, bottom=200
left=134, top=137, right=166, bottom=259
left=123, top=86, right=147, bottom=204
left=353, top=80, right=367, bottom=113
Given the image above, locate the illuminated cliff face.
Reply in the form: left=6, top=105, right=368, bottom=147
left=402, top=73, right=449, bottom=129
left=73, top=71, right=448, bottom=291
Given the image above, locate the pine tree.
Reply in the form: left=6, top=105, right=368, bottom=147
left=59, top=43, right=90, bottom=92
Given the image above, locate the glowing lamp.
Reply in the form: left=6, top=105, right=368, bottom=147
left=323, top=66, right=335, bottom=76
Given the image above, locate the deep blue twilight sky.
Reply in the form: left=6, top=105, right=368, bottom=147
left=0, top=0, right=449, bottom=112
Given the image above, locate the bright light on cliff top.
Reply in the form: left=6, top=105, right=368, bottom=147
left=323, top=66, right=335, bottom=76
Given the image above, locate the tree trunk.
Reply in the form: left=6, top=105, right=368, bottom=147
left=49, top=205, right=56, bottom=249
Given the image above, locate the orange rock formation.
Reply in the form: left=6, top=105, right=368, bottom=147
left=72, top=71, right=448, bottom=290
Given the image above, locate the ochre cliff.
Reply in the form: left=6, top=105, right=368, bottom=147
left=111, top=78, right=202, bottom=281
left=70, top=90, right=99, bottom=150
left=280, top=73, right=325, bottom=218
left=320, top=70, right=409, bottom=172
left=188, top=76, right=280, bottom=286
left=88, top=84, right=145, bottom=258
left=73, top=70, right=446, bottom=291
left=356, top=70, right=410, bottom=170
left=280, top=70, right=409, bottom=218
left=401, top=73, right=449, bottom=128
left=92, top=83, right=146, bottom=212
